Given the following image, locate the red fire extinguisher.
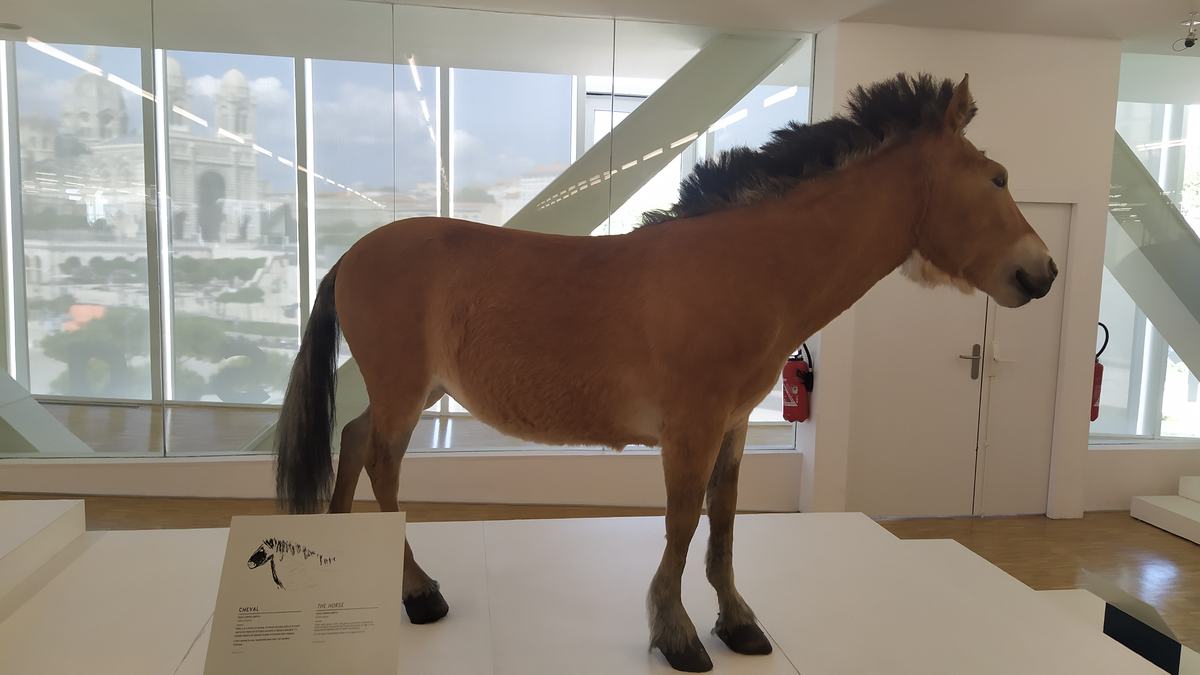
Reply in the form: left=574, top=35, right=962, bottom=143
left=783, top=344, right=814, bottom=423
left=1092, top=322, right=1108, bottom=422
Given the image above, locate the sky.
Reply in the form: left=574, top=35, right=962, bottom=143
left=14, top=40, right=810, bottom=204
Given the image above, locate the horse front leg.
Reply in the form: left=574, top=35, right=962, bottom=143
left=706, top=422, right=771, bottom=655
left=649, top=425, right=723, bottom=672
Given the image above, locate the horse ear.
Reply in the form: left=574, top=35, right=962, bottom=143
left=943, top=74, right=976, bottom=134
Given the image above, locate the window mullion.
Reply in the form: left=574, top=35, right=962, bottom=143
left=142, top=47, right=166, bottom=406
left=1, top=41, right=30, bottom=387
left=152, top=49, right=176, bottom=402
left=296, top=57, right=315, bottom=327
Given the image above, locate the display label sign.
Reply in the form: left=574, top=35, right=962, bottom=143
left=204, top=512, right=406, bottom=675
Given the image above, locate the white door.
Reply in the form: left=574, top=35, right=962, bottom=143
left=845, top=202, right=1070, bottom=518
left=975, top=203, right=1071, bottom=515
left=845, top=270, right=989, bottom=517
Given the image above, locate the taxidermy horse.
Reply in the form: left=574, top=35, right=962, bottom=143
left=275, top=73, right=1057, bottom=672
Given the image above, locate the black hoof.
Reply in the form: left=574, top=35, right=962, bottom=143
left=715, top=622, right=773, bottom=655
left=655, top=639, right=713, bottom=672
left=403, top=584, right=449, bottom=624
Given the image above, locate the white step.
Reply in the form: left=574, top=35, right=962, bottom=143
left=1180, top=476, right=1200, bottom=502
left=0, top=500, right=84, bottom=603
left=0, top=528, right=228, bottom=675
left=1131, top=495, right=1200, bottom=545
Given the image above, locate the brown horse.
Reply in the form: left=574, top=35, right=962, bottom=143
left=275, top=73, right=1056, bottom=672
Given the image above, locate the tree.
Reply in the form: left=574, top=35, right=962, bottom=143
left=40, top=307, right=149, bottom=397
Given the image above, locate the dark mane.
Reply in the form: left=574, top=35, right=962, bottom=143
left=641, top=73, right=975, bottom=226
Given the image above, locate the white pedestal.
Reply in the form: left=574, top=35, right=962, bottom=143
left=0, top=513, right=1173, bottom=674
left=0, top=500, right=84, bottom=603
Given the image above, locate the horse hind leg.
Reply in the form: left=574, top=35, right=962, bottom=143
left=365, top=386, right=449, bottom=625
left=328, top=409, right=372, bottom=514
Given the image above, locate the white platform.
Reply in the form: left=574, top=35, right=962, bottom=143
left=0, top=511, right=1169, bottom=674
left=0, top=500, right=84, bottom=603
left=1132, top=495, right=1200, bottom=545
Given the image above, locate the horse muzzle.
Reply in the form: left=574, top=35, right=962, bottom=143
left=1013, top=257, right=1057, bottom=301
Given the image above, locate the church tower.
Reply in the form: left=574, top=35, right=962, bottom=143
left=60, top=47, right=128, bottom=142
left=215, top=69, right=254, bottom=139
left=166, top=56, right=191, bottom=132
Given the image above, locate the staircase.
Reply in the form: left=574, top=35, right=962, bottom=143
left=1131, top=477, right=1200, bottom=545
left=1107, top=132, right=1200, bottom=382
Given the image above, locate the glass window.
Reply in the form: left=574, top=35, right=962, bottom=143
left=163, top=51, right=299, bottom=404
left=1094, top=99, right=1200, bottom=441
left=1092, top=267, right=1144, bottom=436
left=14, top=41, right=153, bottom=399
left=450, top=68, right=573, bottom=225
left=310, top=58, right=438, bottom=279
left=585, top=91, right=692, bottom=237
left=1162, top=345, right=1200, bottom=438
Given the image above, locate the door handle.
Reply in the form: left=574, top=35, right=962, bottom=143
left=958, top=343, right=982, bottom=380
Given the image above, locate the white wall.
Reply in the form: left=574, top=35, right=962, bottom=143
left=803, top=23, right=1121, bottom=517
left=1086, top=445, right=1200, bottom=511
left=0, top=451, right=802, bottom=511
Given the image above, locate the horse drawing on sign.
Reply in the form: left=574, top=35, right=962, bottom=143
left=275, top=73, right=1057, bottom=671
left=246, top=538, right=336, bottom=591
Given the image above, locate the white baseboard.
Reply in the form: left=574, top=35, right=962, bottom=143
left=0, top=450, right=803, bottom=511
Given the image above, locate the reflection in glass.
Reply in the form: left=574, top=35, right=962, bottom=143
left=14, top=42, right=153, bottom=399
left=451, top=69, right=573, bottom=225
left=1095, top=100, right=1200, bottom=438
left=310, top=58, right=438, bottom=279
left=163, top=51, right=299, bottom=404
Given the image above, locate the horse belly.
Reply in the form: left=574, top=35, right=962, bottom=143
left=438, top=369, right=661, bottom=449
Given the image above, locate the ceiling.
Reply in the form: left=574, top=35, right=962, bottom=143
left=376, top=0, right=1200, bottom=55
left=358, top=0, right=889, bottom=34
left=849, top=0, right=1200, bottom=56
left=4, top=0, right=1198, bottom=60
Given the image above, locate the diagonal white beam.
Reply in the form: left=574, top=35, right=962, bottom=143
left=1107, top=132, right=1200, bottom=381
left=506, top=33, right=801, bottom=234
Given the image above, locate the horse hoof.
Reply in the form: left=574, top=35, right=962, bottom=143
left=655, top=640, right=714, bottom=672
left=715, top=622, right=773, bottom=655
left=403, top=586, right=449, bottom=624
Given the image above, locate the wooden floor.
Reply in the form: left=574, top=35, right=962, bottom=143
left=3, top=493, right=1197, bottom=649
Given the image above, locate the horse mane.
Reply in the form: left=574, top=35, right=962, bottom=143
left=640, top=73, right=976, bottom=226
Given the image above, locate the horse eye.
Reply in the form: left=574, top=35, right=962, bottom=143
left=993, top=174, right=1007, bottom=188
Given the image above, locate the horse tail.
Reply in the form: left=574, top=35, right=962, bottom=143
left=275, top=263, right=341, bottom=513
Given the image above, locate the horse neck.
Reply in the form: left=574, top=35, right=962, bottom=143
left=756, top=143, right=928, bottom=346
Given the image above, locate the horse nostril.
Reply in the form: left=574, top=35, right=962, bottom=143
left=1015, top=268, right=1051, bottom=299
left=1048, top=258, right=1059, bottom=280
